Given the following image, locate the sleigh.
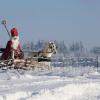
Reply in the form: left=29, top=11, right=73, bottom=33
left=0, top=42, right=57, bottom=70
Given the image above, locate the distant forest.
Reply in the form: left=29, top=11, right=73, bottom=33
left=22, top=40, right=100, bottom=57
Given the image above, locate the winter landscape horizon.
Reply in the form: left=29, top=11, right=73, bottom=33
left=0, top=0, right=100, bottom=100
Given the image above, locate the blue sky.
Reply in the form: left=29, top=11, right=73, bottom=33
left=0, top=0, right=100, bottom=48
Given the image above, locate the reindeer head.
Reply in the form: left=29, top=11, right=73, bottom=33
left=48, top=41, right=57, bottom=54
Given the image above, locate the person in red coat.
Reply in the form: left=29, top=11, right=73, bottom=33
left=1, top=28, right=24, bottom=60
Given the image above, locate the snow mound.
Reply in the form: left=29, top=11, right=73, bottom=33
left=0, top=66, right=100, bottom=100
left=28, top=83, right=100, bottom=100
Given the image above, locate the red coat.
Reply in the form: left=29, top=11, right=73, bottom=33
left=1, top=40, right=21, bottom=60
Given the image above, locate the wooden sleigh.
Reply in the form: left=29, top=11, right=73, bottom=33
left=0, top=58, right=52, bottom=71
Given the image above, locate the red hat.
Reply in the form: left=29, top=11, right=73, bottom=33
left=11, top=28, right=18, bottom=36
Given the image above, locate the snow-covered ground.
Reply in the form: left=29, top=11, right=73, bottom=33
left=0, top=66, right=100, bottom=100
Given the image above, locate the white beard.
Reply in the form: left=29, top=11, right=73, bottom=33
left=11, top=36, right=19, bottom=50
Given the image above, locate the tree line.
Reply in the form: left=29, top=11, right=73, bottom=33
left=22, top=40, right=100, bottom=57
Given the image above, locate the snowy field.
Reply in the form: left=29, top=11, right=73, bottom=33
left=0, top=66, right=100, bottom=100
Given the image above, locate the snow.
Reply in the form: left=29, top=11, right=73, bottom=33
left=0, top=66, right=100, bottom=100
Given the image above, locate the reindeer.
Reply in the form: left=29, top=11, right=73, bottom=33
left=27, top=41, right=57, bottom=69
